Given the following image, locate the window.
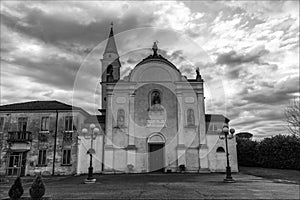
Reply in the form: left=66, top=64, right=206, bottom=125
left=62, top=149, right=71, bottom=165
left=41, top=117, right=50, bottom=131
left=65, top=116, right=73, bottom=131
left=208, top=123, right=219, bottom=131
left=216, top=147, right=225, bottom=153
left=18, top=117, right=27, bottom=132
left=117, top=109, right=125, bottom=127
left=106, top=65, right=113, bottom=82
left=38, top=150, right=47, bottom=166
left=187, top=109, right=195, bottom=126
left=0, top=117, right=4, bottom=132
left=63, top=132, right=73, bottom=144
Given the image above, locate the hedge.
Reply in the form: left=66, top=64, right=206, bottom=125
left=236, top=135, right=300, bottom=170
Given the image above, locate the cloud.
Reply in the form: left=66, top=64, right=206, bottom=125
left=216, top=45, right=269, bottom=66
left=242, top=76, right=299, bottom=105
left=0, top=1, right=299, bottom=138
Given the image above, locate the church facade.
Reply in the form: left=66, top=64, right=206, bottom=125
left=0, top=25, right=238, bottom=177
left=77, top=25, right=238, bottom=174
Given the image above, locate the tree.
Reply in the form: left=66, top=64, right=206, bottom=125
left=236, top=137, right=259, bottom=167
left=285, top=97, right=300, bottom=136
left=29, top=175, right=45, bottom=200
left=8, top=176, right=24, bottom=200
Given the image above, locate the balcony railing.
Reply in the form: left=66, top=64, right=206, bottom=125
left=7, top=131, right=32, bottom=142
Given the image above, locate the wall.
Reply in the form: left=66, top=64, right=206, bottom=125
left=133, top=83, right=178, bottom=172
left=0, top=111, right=87, bottom=176
left=206, top=131, right=238, bottom=173
left=77, top=134, right=104, bottom=174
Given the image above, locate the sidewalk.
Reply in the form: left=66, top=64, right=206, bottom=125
left=1, top=172, right=299, bottom=199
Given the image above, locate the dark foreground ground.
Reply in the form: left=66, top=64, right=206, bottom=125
left=1, top=167, right=299, bottom=199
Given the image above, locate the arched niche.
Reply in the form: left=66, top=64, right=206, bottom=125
left=149, top=89, right=162, bottom=106
left=187, top=108, right=195, bottom=126
left=117, top=109, right=125, bottom=127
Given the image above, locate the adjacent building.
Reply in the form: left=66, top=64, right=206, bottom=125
left=0, top=101, right=89, bottom=176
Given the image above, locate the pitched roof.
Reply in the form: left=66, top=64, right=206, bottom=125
left=104, top=24, right=119, bottom=55
left=205, top=114, right=230, bottom=123
left=84, top=115, right=105, bottom=124
left=0, top=100, right=90, bottom=116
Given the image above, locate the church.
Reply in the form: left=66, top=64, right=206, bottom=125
left=76, top=24, right=238, bottom=174
left=0, top=24, right=238, bottom=177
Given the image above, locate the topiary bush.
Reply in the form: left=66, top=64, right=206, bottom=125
left=179, top=164, right=186, bottom=172
left=8, top=176, right=24, bottom=200
left=29, top=175, right=45, bottom=200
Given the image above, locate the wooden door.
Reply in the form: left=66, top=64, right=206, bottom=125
left=6, top=153, right=22, bottom=176
left=149, top=143, right=164, bottom=172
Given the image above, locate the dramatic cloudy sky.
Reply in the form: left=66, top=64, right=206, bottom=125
left=0, top=1, right=299, bottom=138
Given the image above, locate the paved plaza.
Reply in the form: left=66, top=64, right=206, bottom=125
left=1, top=169, right=299, bottom=199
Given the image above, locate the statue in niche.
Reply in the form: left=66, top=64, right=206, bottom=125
left=117, top=109, right=125, bottom=127
left=187, top=109, right=195, bottom=126
left=151, top=91, right=161, bottom=105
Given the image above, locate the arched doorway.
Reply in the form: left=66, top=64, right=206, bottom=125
left=147, top=133, right=165, bottom=173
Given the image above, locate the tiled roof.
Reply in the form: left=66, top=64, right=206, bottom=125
left=205, top=114, right=230, bottom=123
left=0, top=100, right=90, bottom=116
left=84, top=115, right=105, bottom=124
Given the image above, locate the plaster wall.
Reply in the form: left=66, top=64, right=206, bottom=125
left=206, top=134, right=238, bottom=172
left=77, top=134, right=103, bottom=174
left=0, top=111, right=87, bottom=176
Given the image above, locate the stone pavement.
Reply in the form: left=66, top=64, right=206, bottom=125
left=1, top=172, right=299, bottom=199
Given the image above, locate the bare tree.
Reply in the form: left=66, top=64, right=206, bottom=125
left=285, top=97, right=300, bottom=136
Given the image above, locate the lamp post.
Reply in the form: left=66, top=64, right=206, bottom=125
left=219, top=125, right=235, bottom=183
left=82, top=123, right=99, bottom=184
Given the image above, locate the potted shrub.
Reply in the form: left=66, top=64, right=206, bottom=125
left=8, top=177, right=24, bottom=200
left=179, top=164, right=186, bottom=172
left=127, top=164, right=134, bottom=172
left=29, top=175, right=45, bottom=200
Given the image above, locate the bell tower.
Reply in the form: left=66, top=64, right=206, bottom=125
left=100, top=22, right=121, bottom=112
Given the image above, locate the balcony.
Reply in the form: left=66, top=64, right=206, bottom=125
left=7, top=131, right=32, bottom=143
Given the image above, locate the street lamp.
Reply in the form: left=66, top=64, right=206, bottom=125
left=219, top=125, right=235, bottom=183
left=82, top=123, right=99, bottom=184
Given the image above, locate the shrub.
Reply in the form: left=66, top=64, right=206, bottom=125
left=179, top=164, right=186, bottom=172
left=236, top=137, right=259, bottom=167
left=257, top=135, right=300, bottom=170
left=29, top=175, right=45, bottom=200
left=237, top=134, right=300, bottom=170
left=8, top=176, right=24, bottom=200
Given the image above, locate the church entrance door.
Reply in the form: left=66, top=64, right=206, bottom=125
left=149, top=143, right=164, bottom=172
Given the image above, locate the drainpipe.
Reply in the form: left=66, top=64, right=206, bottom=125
left=52, top=110, right=58, bottom=176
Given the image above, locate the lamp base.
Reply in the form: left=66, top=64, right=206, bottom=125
left=84, top=178, right=96, bottom=184
left=223, top=178, right=235, bottom=183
